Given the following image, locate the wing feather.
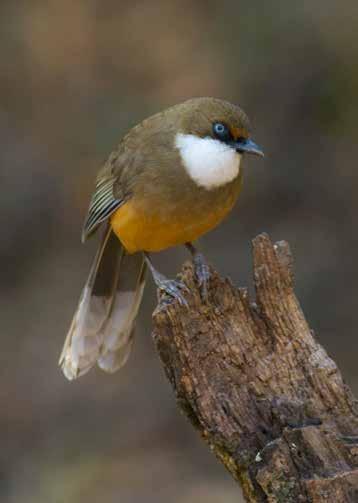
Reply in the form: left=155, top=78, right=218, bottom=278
left=81, top=176, right=123, bottom=242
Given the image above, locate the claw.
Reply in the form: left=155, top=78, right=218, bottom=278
left=144, top=252, right=189, bottom=307
left=193, top=252, right=210, bottom=299
left=157, top=279, right=189, bottom=306
left=185, top=243, right=211, bottom=300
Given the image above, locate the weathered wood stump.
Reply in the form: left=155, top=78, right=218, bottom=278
left=152, top=233, right=358, bottom=502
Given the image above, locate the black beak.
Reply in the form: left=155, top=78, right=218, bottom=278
left=234, top=138, right=264, bottom=157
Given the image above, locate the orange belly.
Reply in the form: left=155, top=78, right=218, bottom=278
left=110, top=194, right=238, bottom=253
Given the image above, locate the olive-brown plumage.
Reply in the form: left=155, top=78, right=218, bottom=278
left=60, top=97, right=263, bottom=379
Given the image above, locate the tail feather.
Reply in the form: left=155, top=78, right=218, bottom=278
left=97, top=252, right=146, bottom=373
left=59, top=226, right=146, bottom=380
left=97, top=326, right=134, bottom=373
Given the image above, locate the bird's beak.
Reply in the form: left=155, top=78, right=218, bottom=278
left=233, top=138, right=264, bottom=157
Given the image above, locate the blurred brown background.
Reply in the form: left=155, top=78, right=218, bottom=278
left=1, top=1, right=358, bottom=501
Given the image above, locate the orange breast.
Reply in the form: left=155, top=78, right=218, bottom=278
left=110, top=193, right=238, bottom=254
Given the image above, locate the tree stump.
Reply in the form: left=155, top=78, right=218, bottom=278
left=151, top=233, right=358, bottom=502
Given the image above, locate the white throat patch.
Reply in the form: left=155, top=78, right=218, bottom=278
left=175, top=133, right=241, bottom=190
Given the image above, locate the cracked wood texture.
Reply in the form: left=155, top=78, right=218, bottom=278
left=151, top=233, right=358, bottom=502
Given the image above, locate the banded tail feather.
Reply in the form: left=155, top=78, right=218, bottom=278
left=59, top=225, right=146, bottom=380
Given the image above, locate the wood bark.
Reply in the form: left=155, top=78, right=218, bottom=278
left=151, top=233, right=358, bottom=502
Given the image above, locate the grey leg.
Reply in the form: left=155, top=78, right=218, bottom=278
left=185, top=242, right=210, bottom=299
left=144, top=252, right=189, bottom=306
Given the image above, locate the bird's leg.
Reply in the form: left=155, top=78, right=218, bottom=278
left=185, top=242, right=210, bottom=299
left=144, top=252, right=188, bottom=306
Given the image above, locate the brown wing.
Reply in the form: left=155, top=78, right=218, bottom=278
left=81, top=175, right=122, bottom=242
left=81, top=113, right=175, bottom=242
left=81, top=147, right=135, bottom=242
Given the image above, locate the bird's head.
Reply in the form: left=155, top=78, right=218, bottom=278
left=171, top=97, right=264, bottom=190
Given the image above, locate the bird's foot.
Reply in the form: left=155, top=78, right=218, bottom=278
left=193, top=252, right=211, bottom=299
left=186, top=243, right=211, bottom=300
left=155, top=276, right=189, bottom=306
left=144, top=253, right=189, bottom=306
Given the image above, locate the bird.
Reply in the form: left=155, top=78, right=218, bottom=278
left=59, top=97, right=264, bottom=380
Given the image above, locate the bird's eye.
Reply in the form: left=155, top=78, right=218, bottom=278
left=213, top=122, right=231, bottom=142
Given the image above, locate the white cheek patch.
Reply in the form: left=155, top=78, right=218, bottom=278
left=175, top=133, right=241, bottom=190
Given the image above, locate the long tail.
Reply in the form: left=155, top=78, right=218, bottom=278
left=59, top=226, right=146, bottom=380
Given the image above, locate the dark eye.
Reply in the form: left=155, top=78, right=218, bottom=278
left=213, top=122, right=232, bottom=142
